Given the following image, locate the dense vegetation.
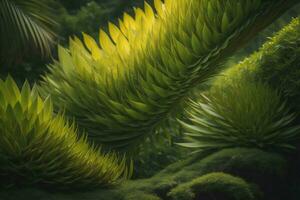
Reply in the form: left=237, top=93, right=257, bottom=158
left=39, top=0, right=297, bottom=151
left=1, top=0, right=300, bottom=200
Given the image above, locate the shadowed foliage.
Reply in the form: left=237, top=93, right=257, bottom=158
left=0, top=0, right=57, bottom=65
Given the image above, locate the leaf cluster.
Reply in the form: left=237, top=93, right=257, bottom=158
left=179, top=80, right=300, bottom=152
left=0, top=77, right=130, bottom=188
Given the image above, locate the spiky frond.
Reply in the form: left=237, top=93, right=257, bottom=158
left=178, top=81, right=300, bottom=152
left=0, top=0, right=57, bottom=63
left=39, top=0, right=298, bottom=150
left=0, top=77, right=130, bottom=188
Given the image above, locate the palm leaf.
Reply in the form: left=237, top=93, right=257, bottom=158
left=0, top=0, right=57, bottom=64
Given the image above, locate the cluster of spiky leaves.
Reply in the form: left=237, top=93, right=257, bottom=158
left=39, top=0, right=298, bottom=150
left=0, top=77, right=129, bottom=188
left=179, top=80, right=300, bottom=152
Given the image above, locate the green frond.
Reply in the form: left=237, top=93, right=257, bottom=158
left=0, top=76, right=130, bottom=188
left=179, top=80, right=300, bottom=152
left=39, top=0, right=298, bottom=151
left=0, top=0, right=57, bottom=63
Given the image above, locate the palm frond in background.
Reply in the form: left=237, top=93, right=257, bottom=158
left=0, top=0, right=57, bottom=66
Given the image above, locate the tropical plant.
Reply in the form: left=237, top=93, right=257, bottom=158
left=178, top=80, right=300, bottom=152
left=0, top=76, right=130, bottom=188
left=39, top=0, right=299, bottom=151
left=0, top=0, right=57, bottom=65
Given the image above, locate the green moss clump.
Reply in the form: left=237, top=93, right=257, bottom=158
left=199, top=148, right=290, bottom=200
left=124, top=192, right=161, bottom=200
left=171, top=148, right=286, bottom=185
left=0, top=148, right=288, bottom=199
left=168, top=172, right=255, bottom=200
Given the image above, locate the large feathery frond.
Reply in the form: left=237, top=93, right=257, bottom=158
left=0, top=0, right=57, bottom=64
left=39, top=0, right=299, bottom=151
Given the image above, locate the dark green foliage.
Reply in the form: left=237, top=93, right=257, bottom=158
left=0, top=55, right=52, bottom=86
left=168, top=172, right=255, bottom=200
left=0, top=0, right=57, bottom=66
left=57, top=0, right=90, bottom=10
left=132, top=120, right=186, bottom=179
left=58, top=1, right=114, bottom=40
left=133, top=138, right=186, bottom=179
left=57, top=0, right=143, bottom=13
left=39, top=0, right=146, bottom=42
left=58, top=0, right=145, bottom=40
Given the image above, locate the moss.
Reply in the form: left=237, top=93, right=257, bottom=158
left=0, top=148, right=288, bottom=199
left=213, top=17, right=300, bottom=114
left=138, top=148, right=285, bottom=198
left=197, top=148, right=288, bottom=199
left=170, top=148, right=286, bottom=185
left=197, top=148, right=287, bottom=181
left=124, top=192, right=161, bottom=200
left=168, top=172, right=255, bottom=200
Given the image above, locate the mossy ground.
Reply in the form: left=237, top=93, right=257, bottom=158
left=0, top=148, right=293, bottom=200
left=168, top=172, right=256, bottom=200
